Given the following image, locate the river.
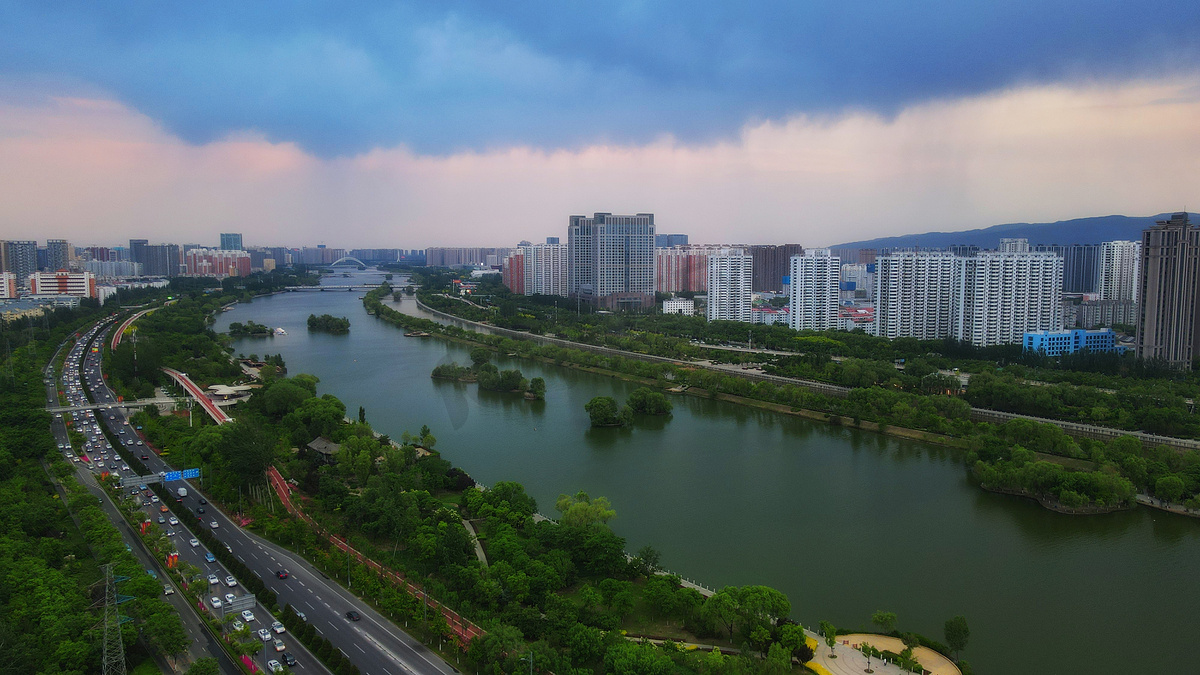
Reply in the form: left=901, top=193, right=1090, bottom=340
left=213, top=269, right=1200, bottom=674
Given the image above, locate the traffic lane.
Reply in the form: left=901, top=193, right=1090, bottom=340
left=158, top=497, right=332, bottom=675
left=215, top=525, right=456, bottom=675
left=85, top=333, right=450, bottom=674
left=73, top=466, right=241, bottom=675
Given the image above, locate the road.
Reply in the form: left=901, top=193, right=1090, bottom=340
left=44, top=320, right=241, bottom=675
left=66, top=316, right=460, bottom=675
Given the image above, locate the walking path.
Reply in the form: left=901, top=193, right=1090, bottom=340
left=811, top=633, right=960, bottom=675
left=162, top=367, right=232, bottom=425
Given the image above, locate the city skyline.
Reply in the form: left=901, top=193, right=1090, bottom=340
left=0, top=5, right=1197, bottom=247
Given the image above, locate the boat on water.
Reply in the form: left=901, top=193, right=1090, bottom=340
left=274, top=327, right=288, bottom=336
left=404, top=331, right=431, bottom=337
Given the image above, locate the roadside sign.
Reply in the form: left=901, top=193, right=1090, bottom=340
left=181, top=468, right=201, bottom=479
left=163, top=471, right=181, bottom=482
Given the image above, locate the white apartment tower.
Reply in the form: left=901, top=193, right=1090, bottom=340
left=952, top=250, right=1063, bottom=347
left=872, top=252, right=959, bottom=340
left=1098, top=240, right=1141, bottom=304
left=789, top=249, right=841, bottom=331
left=521, top=243, right=569, bottom=296
left=568, top=212, right=656, bottom=310
left=706, top=253, right=753, bottom=322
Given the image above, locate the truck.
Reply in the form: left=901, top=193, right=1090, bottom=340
left=176, top=487, right=187, bottom=499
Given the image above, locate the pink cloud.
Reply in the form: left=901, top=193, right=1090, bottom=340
left=1, top=78, right=1198, bottom=248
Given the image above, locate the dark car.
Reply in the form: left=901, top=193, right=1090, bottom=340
left=282, top=653, right=297, bottom=667
left=345, top=610, right=360, bottom=621
left=197, top=507, right=206, bottom=514
left=276, top=570, right=289, bottom=579
left=199, top=498, right=207, bottom=505
left=141, top=454, right=149, bottom=460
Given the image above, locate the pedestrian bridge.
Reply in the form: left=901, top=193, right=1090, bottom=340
left=47, top=397, right=177, bottom=414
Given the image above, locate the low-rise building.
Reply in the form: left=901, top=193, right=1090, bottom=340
left=662, top=298, right=695, bottom=315
left=1023, top=328, right=1123, bottom=356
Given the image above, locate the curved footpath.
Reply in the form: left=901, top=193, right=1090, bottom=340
left=813, top=633, right=960, bottom=675
left=411, top=297, right=1200, bottom=453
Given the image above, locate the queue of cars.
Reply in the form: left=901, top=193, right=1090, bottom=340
left=53, top=322, right=300, bottom=674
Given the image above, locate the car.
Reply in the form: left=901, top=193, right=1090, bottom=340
left=296, top=611, right=306, bottom=622
left=345, top=610, right=360, bottom=621
left=205, top=552, right=216, bottom=563
left=145, top=568, right=157, bottom=580
left=242, top=610, right=256, bottom=622
left=160, top=504, right=169, bottom=512
left=231, top=620, right=245, bottom=632
left=224, top=575, right=237, bottom=587
left=209, top=597, right=222, bottom=609
left=225, top=593, right=236, bottom=604
left=271, top=621, right=285, bottom=634
left=275, top=570, right=289, bottom=579
left=199, top=498, right=207, bottom=505
left=150, top=495, right=159, bottom=503
left=165, top=529, right=176, bottom=537
left=141, top=454, right=149, bottom=460
left=189, top=538, right=200, bottom=548
left=163, top=584, right=174, bottom=595
left=207, top=574, right=220, bottom=585
left=282, top=653, right=296, bottom=667
left=136, top=440, right=144, bottom=446
left=168, top=516, right=179, bottom=526
left=210, top=521, right=219, bottom=529
left=257, top=628, right=272, bottom=641
left=197, top=507, right=206, bottom=514
left=266, top=659, right=283, bottom=674
left=156, top=515, right=166, bottom=524
left=273, top=638, right=286, bottom=652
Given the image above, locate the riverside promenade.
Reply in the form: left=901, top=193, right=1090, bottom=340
left=811, top=633, right=960, bottom=675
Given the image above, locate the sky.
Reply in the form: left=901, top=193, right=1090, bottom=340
left=1, top=1, right=1199, bottom=248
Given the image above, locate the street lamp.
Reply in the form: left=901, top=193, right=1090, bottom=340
left=520, top=652, right=534, bottom=675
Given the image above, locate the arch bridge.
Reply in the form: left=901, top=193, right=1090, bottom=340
left=329, top=256, right=368, bottom=267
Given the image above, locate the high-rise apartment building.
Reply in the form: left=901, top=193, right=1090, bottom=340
left=143, top=244, right=183, bottom=277
left=656, top=245, right=747, bottom=293
left=521, top=243, right=569, bottom=297
left=1, top=240, right=38, bottom=290
left=952, top=250, right=1063, bottom=347
left=0, top=272, right=15, bottom=299
left=840, top=263, right=875, bottom=302
left=185, top=249, right=251, bottom=278
left=1035, top=244, right=1101, bottom=294
left=1137, top=213, right=1200, bottom=369
left=1098, top=240, right=1141, bottom=304
left=655, top=233, right=689, bottom=248
left=749, top=244, right=804, bottom=292
left=568, top=212, right=656, bottom=310
left=219, top=233, right=244, bottom=251
left=789, top=250, right=841, bottom=331
left=82, top=260, right=141, bottom=278
left=872, top=251, right=959, bottom=340
left=706, top=253, right=753, bottom=322
left=29, top=271, right=96, bottom=298
left=46, top=239, right=71, bottom=271
left=425, top=247, right=511, bottom=267
left=128, top=239, right=149, bottom=268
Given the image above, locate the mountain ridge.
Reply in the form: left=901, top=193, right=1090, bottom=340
left=831, top=213, right=1185, bottom=251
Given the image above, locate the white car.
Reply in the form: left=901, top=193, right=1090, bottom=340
left=207, top=574, right=220, bottom=585
left=266, top=660, right=283, bottom=674
left=209, top=597, right=222, bottom=609
left=242, top=610, right=256, bottom=622
left=163, top=585, right=174, bottom=596
left=168, top=516, right=179, bottom=526
left=231, top=620, right=245, bottom=632
left=224, top=576, right=237, bottom=587
left=273, top=638, right=286, bottom=652
left=257, top=628, right=272, bottom=641
left=210, top=521, right=219, bottom=529
left=189, top=538, right=200, bottom=548
left=271, top=621, right=285, bottom=634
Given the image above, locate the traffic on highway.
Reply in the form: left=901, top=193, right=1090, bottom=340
left=49, top=315, right=457, bottom=675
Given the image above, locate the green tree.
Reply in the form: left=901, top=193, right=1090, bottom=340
left=185, top=658, right=219, bottom=675
left=1155, top=475, right=1186, bottom=503
left=358, top=406, right=366, bottom=424
left=585, top=396, right=626, bottom=427
left=820, top=620, right=838, bottom=657
left=944, top=615, right=970, bottom=660
left=528, top=377, right=546, bottom=400
left=871, top=610, right=898, bottom=634
left=555, top=491, right=616, bottom=528
left=703, top=587, right=741, bottom=638
left=626, top=387, right=673, bottom=415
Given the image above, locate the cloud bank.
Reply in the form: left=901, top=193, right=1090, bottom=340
left=1, top=77, right=1197, bottom=247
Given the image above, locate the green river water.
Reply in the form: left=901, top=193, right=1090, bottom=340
left=212, top=270, right=1200, bottom=674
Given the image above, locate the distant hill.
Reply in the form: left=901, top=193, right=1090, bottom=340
left=832, top=213, right=1181, bottom=250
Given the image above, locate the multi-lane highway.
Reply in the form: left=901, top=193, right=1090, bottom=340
left=54, top=316, right=460, bottom=675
